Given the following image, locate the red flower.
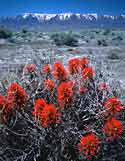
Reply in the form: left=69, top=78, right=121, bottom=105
left=32, top=98, right=47, bottom=117
left=79, top=86, right=88, bottom=94
left=104, top=97, right=122, bottom=115
left=80, top=57, right=89, bottom=70
left=52, top=62, right=68, bottom=81
left=57, top=81, right=74, bottom=108
left=68, top=58, right=81, bottom=75
left=7, top=83, right=28, bottom=108
left=24, top=64, right=36, bottom=73
left=98, top=82, right=108, bottom=91
left=102, top=118, right=123, bottom=141
left=82, top=67, right=94, bottom=80
left=42, top=64, right=51, bottom=74
left=78, top=133, right=100, bottom=159
left=44, top=79, right=55, bottom=91
left=0, top=96, right=13, bottom=123
left=40, top=104, right=60, bottom=127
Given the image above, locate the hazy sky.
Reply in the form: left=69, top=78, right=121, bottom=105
left=0, top=0, right=124, bottom=16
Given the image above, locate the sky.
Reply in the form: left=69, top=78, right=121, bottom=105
left=0, top=0, right=125, bottom=16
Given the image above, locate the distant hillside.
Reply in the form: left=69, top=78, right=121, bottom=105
left=0, top=13, right=125, bottom=31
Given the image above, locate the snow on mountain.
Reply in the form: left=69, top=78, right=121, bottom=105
left=22, top=13, right=98, bottom=21
left=23, top=13, right=57, bottom=21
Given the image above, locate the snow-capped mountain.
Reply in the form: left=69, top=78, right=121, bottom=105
left=22, top=13, right=99, bottom=21
left=0, top=13, right=125, bottom=31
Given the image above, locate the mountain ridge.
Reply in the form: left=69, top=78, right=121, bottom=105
left=0, top=13, right=125, bottom=31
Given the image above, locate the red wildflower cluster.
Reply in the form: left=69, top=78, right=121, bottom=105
left=57, top=81, right=74, bottom=108
left=68, top=57, right=89, bottom=75
left=103, top=118, right=123, bottom=141
left=1, top=56, right=124, bottom=158
left=68, top=58, right=81, bottom=75
left=32, top=99, right=60, bottom=127
left=32, top=98, right=47, bottom=117
left=80, top=57, right=89, bottom=70
left=104, top=97, right=122, bottom=115
left=82, top=67, right=94, bottom=80
left=7, top=83, right=28, bottom=108
left=78, top=133, right=100, bottom=159
left=52, top=62, right=68, bottom=81
left=42, top=64, right=51, bottom=74
left=24, top=64, right=36, bottom=73
left=40, top=104, right=60, bottom=127
left=0, top=96, right=13, bottom=123
left=79, top=86, right=88, bottom=94
left=98, top=82, right=108, bottom=91
left=44, top=79, right=55, bottom=91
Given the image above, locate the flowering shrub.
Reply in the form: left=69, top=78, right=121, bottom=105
left=82, top=67, right=94, bottom=80
left=24, top=64, right=36, bottom=73
left=80, top=57, right=89, bottom=70
left=102, top=118, right=123, bottom=141
left=0, top=96, right=13, bottom=123
left=68, top=57, right=89, bottom=75
left=79, top=85, right=88, bottom=94
left=0, top=56, right=125, bottom=161
left=32, top=98, right=47, bottom=118
left=52, top=62, right=68, bottom=81
left=78, top=133, right=100, bottom=159
left=42, top=64, right=51, bottom=74
left=104, top=97, right=123, bottom=116
left=44, top=79, right=55, bottom=91
left=98, top=82, right=108, bottom=91
left=68, top=58, right=81, bottom=75
left=7, top=82, right=28, bottom=108
left=40, top=104, right=60, bottom=127
left=57, top=81, right=74, bottom=108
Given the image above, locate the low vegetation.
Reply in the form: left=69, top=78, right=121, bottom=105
left=0, top=56, right=125, bottom=161
left=0, top=26, right=12, bottom=39
left=97, top=39, right=108, bottom=46
left=51, top=32, right=78, bottom=46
